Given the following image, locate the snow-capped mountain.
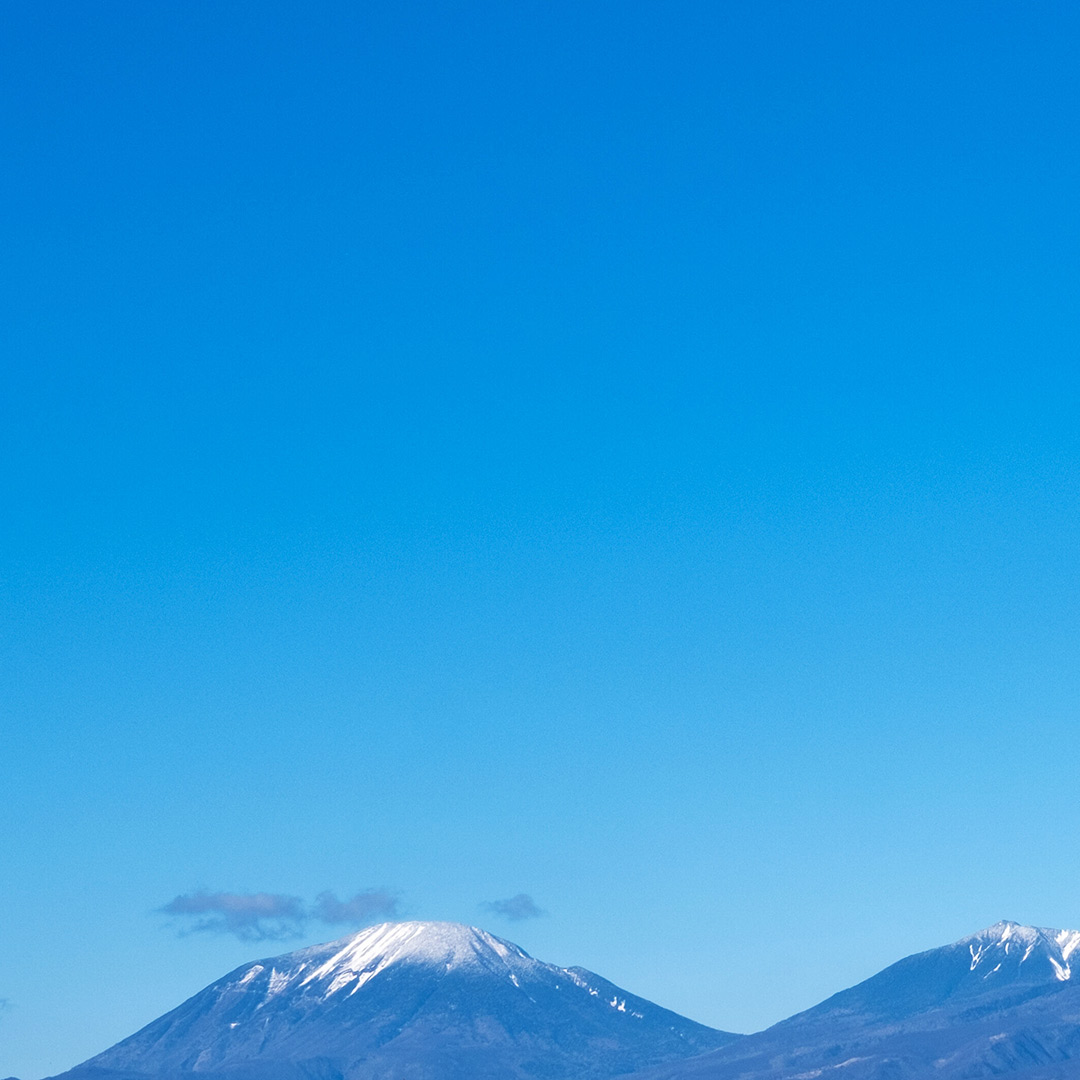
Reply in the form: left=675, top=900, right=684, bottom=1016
left=52, top=921, right=736, bottom=1080
left=804, top=920, right=1080, bottom=1017
left=46, top=918, right=1080, bottom=1080
left=632, top=920, right=1080, bottom=1080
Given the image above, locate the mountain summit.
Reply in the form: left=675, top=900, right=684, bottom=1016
left=236, top=920, right=556, bottom=996
left=777, top=918, right=1080, bottom=1026
left=959, top=920, right=1080, bottom=985
left=636, top=920, right=1080, bottom=1080
left=54, top=921, right=735, bottom=1080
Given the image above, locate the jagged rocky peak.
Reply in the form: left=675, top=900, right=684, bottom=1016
left=780, top=918, right=1080, bottom=1031
left=637, top=922, right=1080, bottom=1080
left=956, top=920, right=1080, bottom=982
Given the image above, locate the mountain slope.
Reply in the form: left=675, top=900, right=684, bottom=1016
left=52, top=921, right=737, bottom=1080
left=632, top=921, right=1080, bottom=1080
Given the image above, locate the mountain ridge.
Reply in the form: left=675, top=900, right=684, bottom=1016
left=44, top=918, right=1080, bottom=1080
left=629, top=918, right=1080, bottom=1080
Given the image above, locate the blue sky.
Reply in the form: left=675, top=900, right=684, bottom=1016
left=3, top=1, right=1080, bottom=1076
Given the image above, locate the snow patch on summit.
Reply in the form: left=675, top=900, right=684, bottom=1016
left=1056, top=929, right=1080, bottom=962
left=297, top=921, right=540, bottom=993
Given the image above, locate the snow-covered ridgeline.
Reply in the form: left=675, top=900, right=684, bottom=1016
left=960, top=920, right=1080, bottom=981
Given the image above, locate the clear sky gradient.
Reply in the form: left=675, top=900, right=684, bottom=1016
left=3, top=2, right=1080, bottom=1077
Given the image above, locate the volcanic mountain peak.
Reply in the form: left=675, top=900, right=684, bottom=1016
left=60, top=920, right=736, bottom=1080
left=216, top=920, right=547, bottom=1009
left=279, top=920, right=537, bottom=1000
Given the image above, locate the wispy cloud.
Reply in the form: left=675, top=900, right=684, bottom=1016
left=161, top=888, right=403, bottom=941
left=481, top=893, right=546, bottom=921
left=161, top=891, right=308, bottom=942
left=313, top=889, right=400, bottom=924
